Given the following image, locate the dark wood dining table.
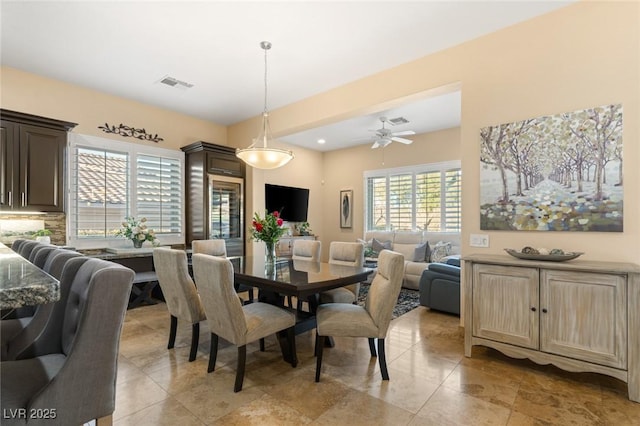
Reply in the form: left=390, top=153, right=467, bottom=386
left=228, top=256, right=374, bottom=363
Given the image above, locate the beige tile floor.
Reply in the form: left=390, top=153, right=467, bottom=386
left=114, top=302, right=640, bottom=425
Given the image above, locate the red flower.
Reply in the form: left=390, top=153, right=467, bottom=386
left=272, top=211, right=279, bottom=218
left=255, top=223, right=263, bottom=232
left=250, top=210, right=287, bottom=244
left=277, top=218, right=283, bottom=226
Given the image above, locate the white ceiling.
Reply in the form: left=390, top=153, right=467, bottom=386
left=1, top=1, right=574, bottom=151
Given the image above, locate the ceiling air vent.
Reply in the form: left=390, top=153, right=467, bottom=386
left=157, top=75, right=194, bottom=89
left=388, top=116, right=409, bottom=126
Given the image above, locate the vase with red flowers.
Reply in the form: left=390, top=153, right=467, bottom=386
left=250, top=210, right=287, bottom=264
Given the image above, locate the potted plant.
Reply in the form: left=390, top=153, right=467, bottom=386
left=298, top=221, right=312, bottom=236
left=34, top=229, right=52, bottom=244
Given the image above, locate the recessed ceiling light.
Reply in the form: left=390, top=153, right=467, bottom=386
left=317, top=139, right=326, bottom=144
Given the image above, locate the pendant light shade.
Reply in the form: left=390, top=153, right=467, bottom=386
left=236, top=41, right=294, bottom=169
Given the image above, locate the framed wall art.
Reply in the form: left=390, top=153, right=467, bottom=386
left=480, top=103, right=623, bottom=232
left=340, top=190, right=353, bottom=228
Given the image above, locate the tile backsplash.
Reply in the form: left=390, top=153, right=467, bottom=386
left=0, top=213, right=66, bottom=246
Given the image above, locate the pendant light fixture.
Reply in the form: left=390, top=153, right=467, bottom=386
left=236, top=41, right=294, bottom=169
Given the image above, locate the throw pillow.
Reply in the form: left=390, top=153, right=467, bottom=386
left=371, top=238, right=392, bottom=257
left=413, top=241, right=431, bottom=262
left=430, top=241, right=452, bottom=263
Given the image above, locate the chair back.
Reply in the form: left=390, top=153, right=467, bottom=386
left=19, top=240, right=41, bottom=259
left=31, top=245, right=58, bottom=268
left=329, top=241, right=364, bottom=267
left=192, top=253, right=246, bottom=346
left=153, top=247, right=205, bottom=323
left=43, top=249, right=84, bottom=279
left=365, top=250, right=405, bottom=338
left=26, top=258, right=134, bottom=424
left=192, top=239, right=227, bottom=257
left=11, top=238, right=27, bottom=252
left=292, top=239, right=321, bottom=261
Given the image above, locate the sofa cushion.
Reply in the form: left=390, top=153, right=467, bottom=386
left=393, top=243, right=417, bottom=262
left=413, top=242, right=430, bottom=262
left=371, top=238, right=392, bottom=255
left=430, top=241, right=452, bottom=263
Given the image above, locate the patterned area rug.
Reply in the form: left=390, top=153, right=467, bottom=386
left=357, top=284, right=421, bottom=319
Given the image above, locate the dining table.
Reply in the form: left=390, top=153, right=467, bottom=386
left=0, top=242, right=60, bottom=310
left=227, top=255, right=374, bottom=364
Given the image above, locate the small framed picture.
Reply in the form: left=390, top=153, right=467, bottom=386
left=340, top=190, right=353, bottom=228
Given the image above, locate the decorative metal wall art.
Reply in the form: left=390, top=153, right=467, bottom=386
left=98, top=123, right=164, bottom=143
left=480, top=103, right=623, bottom=232
left=340, top=189, right=353, bottom=228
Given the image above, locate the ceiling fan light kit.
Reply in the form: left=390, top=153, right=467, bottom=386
left=370, top=116, right=415, bottom=149
left=236, top=41, right=294, bottom=169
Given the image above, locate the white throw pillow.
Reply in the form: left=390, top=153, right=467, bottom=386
left=430, top=241, right=452, bottom=263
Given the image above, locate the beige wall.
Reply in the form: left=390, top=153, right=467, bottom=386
left=1, top=67, right=226, bottom=150
left=229, top=1, right=640, bottom=264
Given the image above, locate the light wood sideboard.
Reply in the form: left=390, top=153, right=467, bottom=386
left=462, top=254, right=640, bottom=402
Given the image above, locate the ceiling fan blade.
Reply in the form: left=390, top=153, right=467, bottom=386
left=371, top=141, right=381, bottom=149
left=392, top=137, right=413, bottom=144
left=391, top=130, right=416, bottom=136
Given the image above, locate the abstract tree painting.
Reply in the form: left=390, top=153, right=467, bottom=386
left=480, top=104, right=623, bottom=232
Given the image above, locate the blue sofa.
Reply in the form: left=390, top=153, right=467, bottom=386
left=418, top=257, right=460, bottom=315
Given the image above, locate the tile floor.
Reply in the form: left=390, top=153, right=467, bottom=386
left=114, top=302, right=640, bottom=425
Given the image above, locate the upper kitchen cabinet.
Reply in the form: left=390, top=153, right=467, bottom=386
left=0, top=110, right=77, bottom=212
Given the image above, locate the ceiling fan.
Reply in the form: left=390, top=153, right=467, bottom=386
left=370, top=117, right=415, bottom=149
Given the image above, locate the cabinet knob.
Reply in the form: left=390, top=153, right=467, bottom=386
left=531, top=307, right=537, bottom=312
left=542, top=308, right=548, bottom=313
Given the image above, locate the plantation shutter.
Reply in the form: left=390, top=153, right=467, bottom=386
left=416, top=171, right=442, bottom=232
left=71, top=147, right=129, bottom=238
left=444, top=168, right=462, bottom=231
left=136, top=155, right=182, bottom=234
left=366, top=176, right=387, bottom=230
left=388, top=174, right=413, bottom=231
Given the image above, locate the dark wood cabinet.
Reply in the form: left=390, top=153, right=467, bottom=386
left=181, top=141, right=246, bottom=255
left=0, top=110, right=76, bottom=212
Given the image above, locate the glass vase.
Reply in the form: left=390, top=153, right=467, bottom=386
left=132, top=239, right=143, bottom=248
left=264, top=240, right=277, bottom=265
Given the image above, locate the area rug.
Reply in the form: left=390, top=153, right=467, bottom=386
left=357, top=284, right=421, bottom=319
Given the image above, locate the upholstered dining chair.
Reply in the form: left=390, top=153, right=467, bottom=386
left=192, top=239, right=255, bottom=303
left=30, top=245, right=58, bottom=268
left=289, top=239, right=321, bottom=309
left=153, top=247, right=206, bottom=362
left=192, top=253, right=297, bottom=392
left=0, top=257, right=134, bottom=426
left=319, top=241, right=365, bottom=304
left=315, top=249, right=404, bottom=382
left=17, top=240, right=41, bottom=259
left=1, top=249, right=83, bottom=361
left=10, top=239, right=27, bottom=253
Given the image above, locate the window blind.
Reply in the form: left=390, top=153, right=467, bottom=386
left=136, top=155, right=182, bottom=234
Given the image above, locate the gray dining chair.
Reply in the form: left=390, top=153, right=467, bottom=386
left=192, top=238, right=255, bottom=304
left=153, top=247, right=206, bottom=362
left=315, top=249, right=404, bottom=382
left=31, top=245, right=58, bottom=268
left=319, top=241, right=365, bottom=304
left=18, top=240, right=41, bottom=259
left=289, top=239, right=321, bottom=309
left=10, top=239, right=27, bottom=253
left=192, top=253, right=297, bottom=392
left=1, top=249, right=84, bottom=361
left=0, top=257, right=134, bottom=425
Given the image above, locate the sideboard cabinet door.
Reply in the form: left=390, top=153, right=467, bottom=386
left=540, top=270, right=627, bottom=369
left=472, top=264, right=539, bottom=349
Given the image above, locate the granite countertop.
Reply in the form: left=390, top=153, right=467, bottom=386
left=0, top=243, right=60, bottom=309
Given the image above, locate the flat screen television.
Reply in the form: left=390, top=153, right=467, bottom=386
left=265, top=184, right=309, bottom=222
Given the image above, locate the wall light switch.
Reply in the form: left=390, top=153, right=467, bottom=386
left=470, top=233, right=489, bottom=248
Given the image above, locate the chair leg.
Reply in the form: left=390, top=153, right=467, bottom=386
left=315, top=335, right=326, bottom=382
left=248, top=288, right=254, bottom=303
left=287, top=326, right=297, bottom=367
left=208, top=333, right=219, bottom=373
left=96, top=414, right=113, bottom=426
left=377, top=338, right=389, bottom=380
left=168, top=315, right=177, bottom=349
left=368, top=338, right=377, bottom=357
left=259, top=338, right=265, bottom=352
left=189, top=322, right=200, bottom=362
left=234, top=345, right=247, bottom=392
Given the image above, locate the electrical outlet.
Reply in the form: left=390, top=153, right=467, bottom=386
left=470, top=233, right=489, bottom=248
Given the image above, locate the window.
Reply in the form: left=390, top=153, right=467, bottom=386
left=365, top=161, right=461, bottom=232
left=68, top=134, right=184, bottom=248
